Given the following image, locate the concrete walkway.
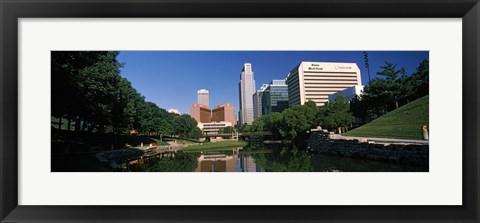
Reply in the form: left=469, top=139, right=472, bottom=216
left=166, top=141, right=188, bottom=149
left=333, top=134, right=429, bottom=145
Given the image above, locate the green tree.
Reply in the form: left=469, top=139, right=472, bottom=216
left=349, top=95, right=368, bottom=122
left=410, top=59, right=429, bottom=99
left=362, top=61, right=407, bottom=116
left=251, top=117, right=266, bottom=132
left=190, top=127, right=204, bottom=138
left=377, top=62, right=406, bottom=109
left=111, top=78, right=139, bottom=134
left=247, top=101, right=321, bottom=140
left=320, top=96, right=355, bottom=133
left=51, top=51, right=124, bottom=132
left=157, top=118, right=175, bottom=138
left=377, top=61, right=406, bottom=80
left=264, top=112, right=284, bottom=137
left=277, top=101, right=318, bottom=140
left=281, top=106, right=307, bottom=139
left=137, top=102, right=159, bottom=135
left=174, top=114, right=200, bottom=137
left=239, top=124, right=252, bottom=133
left=222, top=126, right=235, bottom=134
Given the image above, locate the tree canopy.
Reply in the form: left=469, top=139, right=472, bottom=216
left=319, top=96, right=355, bottom=133
left=52, top=51, right=202, bottom=138
left=358, top=59, right=429, bottom=119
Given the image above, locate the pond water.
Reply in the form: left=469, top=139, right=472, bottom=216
left=128, top=143, right=428, bottom=172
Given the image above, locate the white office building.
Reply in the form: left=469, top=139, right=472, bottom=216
left=238, top=63, right=256, bottom=125
left=197, top=89, right=209, bottom=107
left=286, top=61, right=362, bottom=107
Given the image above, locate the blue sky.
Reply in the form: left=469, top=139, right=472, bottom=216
left=117, top=51, right=428, bottom=114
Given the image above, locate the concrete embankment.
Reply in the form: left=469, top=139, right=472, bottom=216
left=307, top=131, right=429, bottom=166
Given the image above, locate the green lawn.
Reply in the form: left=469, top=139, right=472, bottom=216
left=343, top=95, right=429, bottom=140
left=164, top=137, right=201, bottom=144
left=150, top=138, right=169, bottom=146
left=183, top=141, right=248, bottom=152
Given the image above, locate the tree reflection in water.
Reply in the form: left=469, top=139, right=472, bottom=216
left=250, top=145, right=313, bottom=172
left=129, top=143, right=428, bottom=172
left=248, top=144, right=428, bottom=172
left=130, top=152, right=200, bottom=172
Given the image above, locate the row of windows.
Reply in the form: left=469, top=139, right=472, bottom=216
left=304, top=84, right=357, bottom=88
left=289, top=100, right=301, bottom=107
left=288, top=71, right=299, bottom=78
left=303, top=71, right=358, bottom=75
left=304, top=74, right=358, bottom=79
left=304, top=77, right=358, bottom=81
left=204, top=124, right=228, bottom=127
left=305, top=89, right=342, bottom=93
left=287, top=78, right=300, bottom=91
left=286, top=80, right=297, bottom=87
left=288, top=83, right=299, bottom=93
left=306, top=97, right=330, bottom=101
left=305, top=94, right=329, bottom=98
left=289, top=93, right=301, bottom=103
left=304, top=86, right=348, bottom=91
left=304, top=80, right=358, bottom=84
left=290, top=97, right=301, bottom=102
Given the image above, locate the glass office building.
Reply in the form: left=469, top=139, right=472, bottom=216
left=253, top=84, right=269, bottom=119
left=262, top=80, right=289, bottom=115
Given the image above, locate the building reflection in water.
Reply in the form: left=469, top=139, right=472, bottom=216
left=240, top=156, right=257, bottom=172
left=194, top=148, right=264, bottom=172
left=195, top=153, right=238, bottom=172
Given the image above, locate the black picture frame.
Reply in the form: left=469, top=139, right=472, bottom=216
left=1, top=0, right=479, bottom=222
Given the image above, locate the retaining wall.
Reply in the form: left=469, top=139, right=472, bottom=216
left=307, top=132, right=429, bottom=166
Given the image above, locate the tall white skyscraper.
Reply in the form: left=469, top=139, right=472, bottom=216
left=238, top=63, right=256, bottom=125
left=197, top=89, right=209, bottom=107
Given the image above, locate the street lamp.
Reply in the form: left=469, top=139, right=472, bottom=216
left=363, top=51, right=372, bottom=83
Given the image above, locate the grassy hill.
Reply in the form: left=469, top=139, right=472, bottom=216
left=343, top=95, right=429, bottom=140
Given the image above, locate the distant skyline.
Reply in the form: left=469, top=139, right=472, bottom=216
left=117, top=51, right=429, bottom=114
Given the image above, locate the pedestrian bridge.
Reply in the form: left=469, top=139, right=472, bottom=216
left=205, top=131, right=272, bottom=138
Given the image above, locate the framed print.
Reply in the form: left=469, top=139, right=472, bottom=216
left=1, top=0, right=479, bottom=222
